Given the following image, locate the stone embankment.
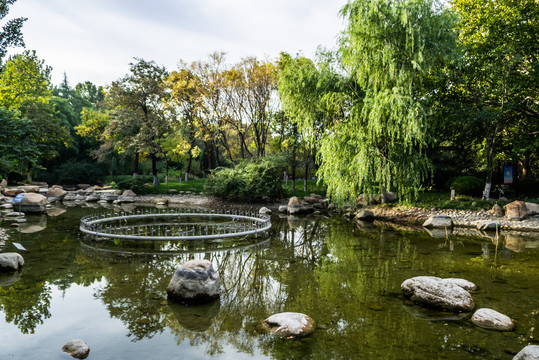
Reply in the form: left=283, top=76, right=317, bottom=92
left=371, top=205, right=539, bottom=232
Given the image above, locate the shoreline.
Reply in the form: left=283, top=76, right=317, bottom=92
left=133, top=193, right=539, bottom=233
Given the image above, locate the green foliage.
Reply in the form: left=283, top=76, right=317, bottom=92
left=449, top=176, right=484, bottom=196
left=407, top=189, right=497, bottom=210
left=117, top=175, right=154, bottom=194
left=36, top=159, right=104, bottom=185
left=0, top=0, right=26, bottom=61
left=204, top=157, right=286, bottom=201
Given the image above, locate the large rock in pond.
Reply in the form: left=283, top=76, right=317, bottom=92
left=259, top=207, right=272, bottom=215
left=167, top=259, right=221, bottom=304
left=514, top=345, right=539, bottom=360
left=62, top=339, right=90, bottom=359
left=401, top=276, right=475, bottom=312
left=471, top=308, right=514, bottom=331
left=422, top=215, right=453, bottom=229
left=504, top=200, right=528, bottom=220
left=262, top=312, right=315, bottom=337
left=0, top=253, right=24, bottom=272
left=14, top=193, right=47, bottom=213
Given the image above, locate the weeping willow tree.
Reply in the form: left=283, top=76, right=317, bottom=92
left=280, top=0, right=457, bottom=202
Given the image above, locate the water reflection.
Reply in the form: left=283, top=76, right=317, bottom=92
left=1, top=207, right=538, bottom=359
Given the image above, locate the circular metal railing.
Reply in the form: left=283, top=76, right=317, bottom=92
left=80, top=208, right=271, bottom=241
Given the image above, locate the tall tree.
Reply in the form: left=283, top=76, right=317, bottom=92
left=0, top=0, right=26, bottom=61
left=451, top=0, right=539, bottom=197
left=325, top=0, right=456, bottom=201
left=106, top=58, right=169, bottom=186
left=0, top=51, right=69, bottom=181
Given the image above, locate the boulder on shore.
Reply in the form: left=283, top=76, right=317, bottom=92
left=525, top=202, right=539, bottom=216
left=14, top=193, right=47, bottom=213
left=17, top=185, right=39, bottom=193
left=167, top=259, right=221, bottom=304
left=422, top=215, right=453, bottom=229
left=471, top=308, right=514, bottom=331
left=287, top=197, right=313, bottom=215
left=0, top=253, right=24, bottom=272
left=46, top=187, right=67, bottom=201
left=401, top=276, right=475, bottom=312
left=62, top=339, right=90, bottom=359
left=354, top=209, right=375, bottom=222
left=504, top=200, right=528, bottom=220
left=262, top=312, right=315, bottom=337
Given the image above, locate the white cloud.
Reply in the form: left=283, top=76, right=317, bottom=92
left=7, top=0, right=347, bottom=86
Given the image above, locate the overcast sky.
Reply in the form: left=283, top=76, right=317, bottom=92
left=7, top=0, right=348, bottom=87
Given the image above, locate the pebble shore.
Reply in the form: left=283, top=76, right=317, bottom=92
left=371, top=205, right=539, bottom=232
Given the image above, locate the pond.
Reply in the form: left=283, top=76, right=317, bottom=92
left=1, top=205, right=538, bottom=359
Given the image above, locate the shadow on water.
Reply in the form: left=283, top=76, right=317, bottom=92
left=0, top=205, right=538, bottom=359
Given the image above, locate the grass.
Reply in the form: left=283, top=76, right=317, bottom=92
left=404, top=190, right=508, bottom=211
left=283, top=179, right=327, bottom=198
left=108, top=176, right=327, bottom=199
left=145, top=178, right=206, bottom=195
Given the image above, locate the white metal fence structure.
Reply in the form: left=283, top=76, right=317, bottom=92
left=80, top=208, right=272, bottom=241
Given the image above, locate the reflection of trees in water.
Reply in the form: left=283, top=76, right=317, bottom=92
left=0, top=279, right=51, bottom=334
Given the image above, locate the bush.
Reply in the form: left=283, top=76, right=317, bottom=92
left=36, top=159, right=105, bottom=185
left=449, top=176, right=484, bottom=196
left=204, top=157, right=286, bottom=201
left=117, top=175, right=153, bottom=194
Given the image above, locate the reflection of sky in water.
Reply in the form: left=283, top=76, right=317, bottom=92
left=1, top=281, right=268, bottom=359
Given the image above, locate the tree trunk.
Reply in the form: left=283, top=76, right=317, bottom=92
left=133, top=151, right=139, bottom=179
left=26, top=163, right=32, bottom=183
left=165, top=158, right=169, bottom=185
left=151, top=154, right=159, bottom=187
left=304, top=160, right=308, bottom=192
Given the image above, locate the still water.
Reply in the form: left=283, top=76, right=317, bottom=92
left=1, top=205, right=538, bottom=359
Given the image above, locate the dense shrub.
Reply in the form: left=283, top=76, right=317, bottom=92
left=449, top=176, right=484, bottom=196
left=37, top=159, right=105, bottom=185
left=204, top=157, right=286, bottom=201
left=117, top=175, right=153, bottom=194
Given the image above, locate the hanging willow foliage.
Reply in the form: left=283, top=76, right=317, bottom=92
left=323, top=0, right=457, bottom=202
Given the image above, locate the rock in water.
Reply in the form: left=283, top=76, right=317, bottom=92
left=259, top=207, right=272, bottom=215
left=401, top=276, right=475, bottom=312
left=262, top=312, right=315, bottom=337
left=514, top=345, right=539, bottom=360
left=62, top=339, right=90, bottom=359
left=167, top=259, right=221, bottom=304
left=0, top=253, right=24, bottom=272
left=278, top=205, right=288, bottom=213
left=471, top=308, right=514, bottom=331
